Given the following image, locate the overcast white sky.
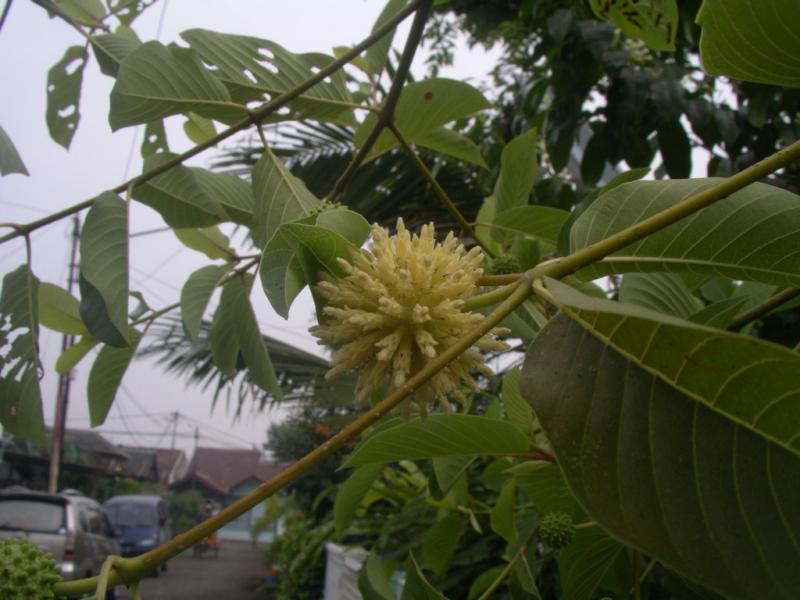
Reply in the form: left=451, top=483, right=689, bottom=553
left=0, top=1, right=500, bottom=455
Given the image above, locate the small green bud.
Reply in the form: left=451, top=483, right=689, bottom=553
left=538, top=512, right=574, bottom=549
left=489, top=255, right=521, bottom=275
left=0, top=539, right=62, bottom=600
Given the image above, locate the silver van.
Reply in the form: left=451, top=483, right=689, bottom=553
left=0, top=488, right=121, bottom=595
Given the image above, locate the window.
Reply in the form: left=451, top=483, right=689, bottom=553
left=0, top=499, right=65, bottom=533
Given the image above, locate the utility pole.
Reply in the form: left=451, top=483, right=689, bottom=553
left=48, top=214, right=80, bottom=494
left=170, top=411, right=178, bottom=449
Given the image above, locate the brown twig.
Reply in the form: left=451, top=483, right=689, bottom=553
left=727, top=288, right=800, bottom=332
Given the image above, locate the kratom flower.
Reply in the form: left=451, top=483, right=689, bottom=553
left=310, top=218, right=508, bottom=417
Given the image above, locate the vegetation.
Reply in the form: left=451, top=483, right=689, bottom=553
left=1, top=1, right=799, bottom=599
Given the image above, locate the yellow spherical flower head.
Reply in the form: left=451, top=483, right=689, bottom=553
left=310, top=218, right=508, bottom=417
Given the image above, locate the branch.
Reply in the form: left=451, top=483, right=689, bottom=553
left=727, top=288, right=800, bottom=332
left=326, top=0, right=434, bottom=201
left=52, top=277, right=535, bottom=597
left=388, top=122, right=493, bottom=256
left=476, top=523, right=540, bottom=600
left=0, top=0, right=13, bottom=33
left=0, top=0, right=425, bottom=245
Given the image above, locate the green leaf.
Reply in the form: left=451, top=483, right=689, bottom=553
left=401, top=552, right=450, bottom=600
left=174, top=226, right=235, bottom=260
left=558, top=526, right=624, bottom=600
left=53, top=0, right=105, bottom=26
left=252, top=150, right=321, bottom=245
left=334, top=463, right=384, bottom=536
left=431, top=456, right=473, bottom=499
left=697, top=0, right=800, bottom=87
left=619, top=272, right=703, bottom=319
left=109, top=41, right=236, bottom=130
left=88, top=329, right=141, bottom=426
left=345, top=415, right=531, bottom=466
left=0, top=125, right=28, bottom=176
left=571, top=179, right=800, bottom=287
left=422, top=512, right=465, bottom=575
left=260, top=231, right=308, bottom=320
left=354, top=79, right=491, bottom=159
left=180, top=265, right=224, bottom=342
left=413, top=127, right=488, bottom=168
left=502, top=367, right=533, bottom=434
left=183, top=112, right=217, bottom=145
left=509, top=462, right=575, bottom=516
left=474, top=195, right=501, bottom=258
left=358, top=551, right=396, bottom=600
left=468, top=566, right=505, bottom=600
left=38, top=282, right=87, bottom=335
left=56, top=336, right=97, bottom=374
left=192, top=168, right=254, bottom=226
left=90, top=32, right=141, bottom=77
left=180, top=29, right=353, bottom=121
left=521, top=307, right=800, bottom=599
left=208, top=281, right=239, bottom=376
left=0, top=266, right=45, bottom=446
left=79, top=192, right=129, bottom=347
left=140, top=120, right=169, bottom=158
left=589, top=0, right=678, bottom=51
left=490, top=480, right=518, bottom=545
left=364, top=0, right=408, bottom=75
left=46, top=45, right=87, bottom=149
left=133, top=156, right=230, bottom=228
left=494, top=128, right=539, bottom=214
left=492, top=206, right=568, bottom=246
left=280, top=222, right=358, bottom=276
left=230, top=276, right=283, bottom=400
left=688, top=296, right=749, bottom=329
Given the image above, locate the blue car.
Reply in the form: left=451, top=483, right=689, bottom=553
left=103, top=495, right=171, bottom=571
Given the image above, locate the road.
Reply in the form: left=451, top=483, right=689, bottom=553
left=114, top=540, right=272, bottom=600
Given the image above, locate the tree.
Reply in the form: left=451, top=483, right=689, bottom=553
left=1, top=1, right=799, bottom=598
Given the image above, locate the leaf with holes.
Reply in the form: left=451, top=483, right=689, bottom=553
left=79, top=192, right=129, bottom=347
left=0, top=266, right=45, bottom=446
left=180, top=265, right=224, bottom=343
left=46, top=45, right=87, bottom=149
left=697, top=0, right=800, bottom=87
left=354, top=79, right=491, bottom=159
left=140, top=120, right=169, bottom=158
left=589, top=0, right=678, bottom=51
left=345, top=415, right=531, bottom=466
left=88, top=329, right=141, bottom=426
left=109, top=41, right=239, bottom=130
left=570, top=179, right=800, bottom=287
left=38, top=282, right=87, bottom=335
left=252, top=150, right=321, bottom=245
left=180, top=29, right=354, bottom=121
left=520, top=280, right=800, bottom=600
left=619, top=272, right=703, bottom=319
left=0, top=125, right=28, bottom=176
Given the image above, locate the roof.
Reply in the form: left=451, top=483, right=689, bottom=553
left=153, top=448, right=187, bottom=480
left=176, top=447, right=284, bottom=496
left=3, top=428, right=129, bottom=463
left=117, top=446, right=158, bottom=480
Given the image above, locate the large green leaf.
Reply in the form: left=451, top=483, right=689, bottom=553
left=490, top=480, right=518, bottom=545
left=79, top=192, right=129, bottom=347
left=491, top=206, right=568, bottom=246
left=345, top=415, right=531, bottom=466
left=618, top=272, right=703, bottom=319
left=180, top=29, right=353, bottom=121
left=133, top=156, right=233, bottom=228
left=363, top=0, right=407, bottom=75
left=0, top=266, right=44, bottom=446
left=53, top=0, right=105, bottom=25
left=501, top=367, right=533, bottom=434
left=46, top=45, right=87, bottom=149
left=589, top=0, right=678, bottom=51
left=173, top=226, right=235, bottom=261
left=571, top=179, right=800, bottom=287
left=558, top=526, right=624, bottom=600
left=109, top=41, right=237, bottom=130
left=334, top=463, right=385, bottom=536
left=520, top=291, right=800, bottom=599
left=88, top=329, right=141, bottom=426
left=0, top=125, right=28, bottom=176
left=494, top=128, right=539, bottom=214
left=413, top=127, right=488, bottom=168
left=56, top=336, right=97, bottom=374
left=508, top=462, right=574, bottom=516
left=252, top=150, right=321, bottom=245
left=90, top=32, right=141, bottom=77
left=697, top=0, right=800, bottom=87
left=422, top=512, right=466, bottom=575
left=192, top=168, right=254, bottom=226
left=401, top=553, right=450, bottom=600
left=38, top=282, right=87, bottom=335
left=354, top=79, right=491, bottom=159
left=208, top=281, right=240, bottom=376
left=358, top=551, right=396, bottom=600
left=180, top=265, right=224, bottom=342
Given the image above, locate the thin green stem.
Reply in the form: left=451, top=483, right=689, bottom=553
left=326, top=0, right=433, bottom=201
left=533, top=138, right=800, bottom=282
left=389, top=122, right=493, bottom=256
left=574, top=520, right=597, bottom=530
left=727, top=288, right=800, bottom=332
left=0, top=0, right=425, bottom=246
left=53, top=277, right=534, bottom=597
left=477, top=524, right=540, bottom=600
left=464, top=284, right=518, bottom=311
left=131, top=302, right=179, bottom=327
left=479, top=273, right=523, bottom=286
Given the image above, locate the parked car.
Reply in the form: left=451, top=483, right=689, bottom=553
left=0, top=487, right=121, bottom=596
left=103, top=494, right=171, bottom=567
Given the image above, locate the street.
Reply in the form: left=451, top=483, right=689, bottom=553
left=115, top=541, right=271, bottom=600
